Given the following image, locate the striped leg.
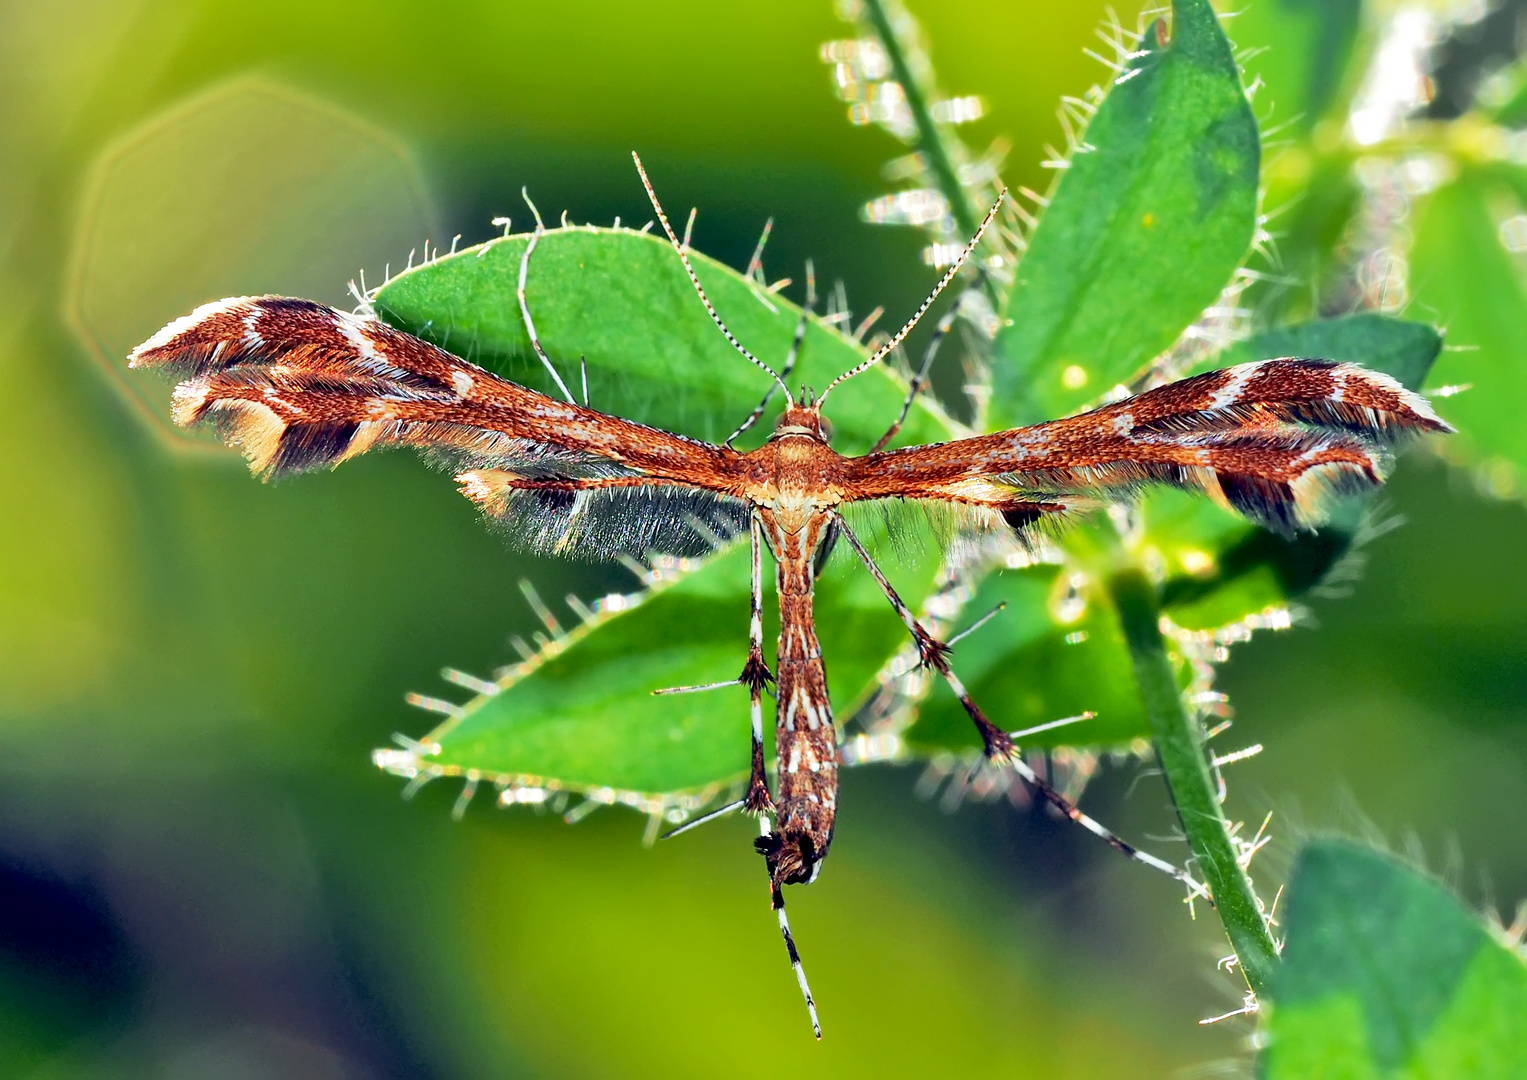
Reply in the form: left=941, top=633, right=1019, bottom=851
left=741, top=511, right=775, bottom=814
left=834, top=515, right=1209, bottom=901
left=654, top=514, right=772, bottom=828
left=762, top=816, right=821, bottom=1039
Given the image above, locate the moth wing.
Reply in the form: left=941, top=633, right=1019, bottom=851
left=840, top=359, right=1450, bottom=539
left=130, top=295, right=752, bottom=560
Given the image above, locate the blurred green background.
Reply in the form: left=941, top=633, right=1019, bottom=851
left=2, top=1, right=1525, bottom=1076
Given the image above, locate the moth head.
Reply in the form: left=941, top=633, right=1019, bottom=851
left=771, top=400, right=833, bottom=443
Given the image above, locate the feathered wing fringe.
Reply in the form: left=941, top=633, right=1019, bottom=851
left=846, top=357, right=1450, bottom=539
left=133, top=295, right=757, bottom=558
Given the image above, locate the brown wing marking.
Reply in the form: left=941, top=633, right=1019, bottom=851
left=839, top=359, right=1452, bottom=536
left=129, top=296, right=747, bottom=494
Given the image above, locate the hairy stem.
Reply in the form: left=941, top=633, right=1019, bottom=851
left=859, top=0, right=1001, bottom=308
left=1109, top=566, right=1279, bottom=998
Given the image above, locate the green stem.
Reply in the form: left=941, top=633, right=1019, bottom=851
left=1109, top=566, right=1280, bottom=998
left=859, top=0, right=1001, bottom=308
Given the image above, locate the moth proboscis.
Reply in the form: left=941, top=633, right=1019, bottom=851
left=129, top=152, right=1451, bottom=1039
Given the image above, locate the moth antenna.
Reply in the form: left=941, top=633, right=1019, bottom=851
left=818, top=189, right=1005, bottom=404
left=777, top=261, right=815, bottom=391
left=727, top=260, right=816, bottom=446
left=659, top=798, right=745, bottom=839
left=517, top=188, right=577, bottom=403
left=682, top=207, right=697, bottom=252
left=868, top=304, right=958, bottom=454
left=580, top=355, right=589, bottom=406
left=631, top=151, right=792, bottom=404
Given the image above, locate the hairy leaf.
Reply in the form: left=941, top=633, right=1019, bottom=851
left=370, top=228, right=948, bottom=796
left=1212, top=0, right=1364, bottom=323
left=374, top=226, right=948, bottom=454
left=1265, top=840, right=1527, bottom=1078
left=392, top=522, right=935, bottom=796
left=990, top=0, right=1259, bottom=426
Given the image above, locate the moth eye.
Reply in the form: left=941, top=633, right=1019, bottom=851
left=817, top=416, right=834, bottom=442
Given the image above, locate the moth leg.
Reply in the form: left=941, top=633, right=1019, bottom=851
left=833, top=514, right=1210, bottom=901
left=659, top=798, right=745, bottom=840
left=727, top=261, right=816, bottom=447
left=830, top=516, right=1011, bottom=755
left=741, top=512, right=776, bottom=815
left=867, top=304, right=956, bottom=454
left=761, top=817, right=821, bottom=1039
left=655, top=514, right=771, bottom=825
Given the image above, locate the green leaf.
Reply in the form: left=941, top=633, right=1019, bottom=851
left=1253, top=148, right=1362, bottom=325
left=990, top=0, right=1259, bottom=426
left=1410, top=167, right=1527, bottom=486
left=391, top=515, right=937, bottom=797
left=1150, top=314, right=1442, bottom=629
left=1265, top=840, right=1527, bottom=1078
left=369, top=228, right=949, bottom=796
left=1212, top=312, right=1442, bottom=385
left=1209, top=0, right=1364, bottom=323
left=374, top=226, right=948, bottom=454
left=1222, top=0, right=1363, bottom=134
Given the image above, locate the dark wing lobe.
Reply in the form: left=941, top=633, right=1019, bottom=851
left=130, top=295, right=750, bottom=560
left=840, top=359, right=1451, bottom=538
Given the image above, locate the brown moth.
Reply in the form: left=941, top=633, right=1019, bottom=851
left=129, top=153, right=1450, bottom=1037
